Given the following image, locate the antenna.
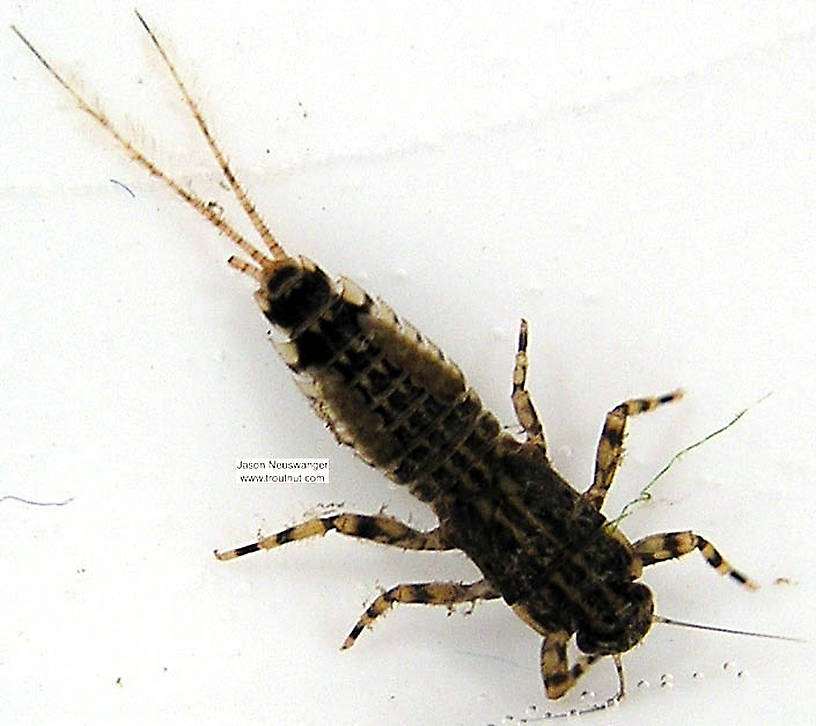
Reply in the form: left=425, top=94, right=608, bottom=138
left=653, top=615, right=804, bottom=642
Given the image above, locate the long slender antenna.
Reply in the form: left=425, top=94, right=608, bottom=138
left=653, top=615, right=804, bottom=642
left=10, top=23, right=272, bottom=274
left=134, top=10, right=286, bottom=260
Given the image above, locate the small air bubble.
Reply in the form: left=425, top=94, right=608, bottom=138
left=722, top=661, right=736, bottom=671
left=692, top=671, right=704, bottom=679
left=737, top=670, right=746, bottom=679
left=524, top=704, right=538, bottom=716
left=579, top=690, right=595, bottom=701
left=637, top=679, right=650, bottom=689
left=660, top=673, right=673, bottom=683
left=581, top=288, right=601, bottom=305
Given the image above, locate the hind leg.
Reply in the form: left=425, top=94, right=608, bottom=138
left=512, top=319, right=547, bottom=449
left=215, top=513, right=451, bottom=560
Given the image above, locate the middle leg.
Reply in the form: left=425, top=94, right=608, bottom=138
left=342, top=579, right=500, bottom=649
left=584, top=390, right=683, bottom=510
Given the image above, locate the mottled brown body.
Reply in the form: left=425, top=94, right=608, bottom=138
left=14, top=15, right=760, bottom=713
left=237, top=258, right=755, bottom=706
left=252, top=257, right=659, bottom=658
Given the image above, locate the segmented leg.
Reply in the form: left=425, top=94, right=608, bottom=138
left=539, top=631, right=626, bottom=702
left=512, top=319, right=546, bottom=449
left=215, top=513, right=451, bottom=561
left=342, top=579, right=499, bottom=650
left=633, top=531, right=758, bottom=589
left=584, top=389, right=683, bottom=510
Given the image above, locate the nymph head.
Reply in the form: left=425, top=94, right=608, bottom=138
left=575, top=582, right=654, bottom=655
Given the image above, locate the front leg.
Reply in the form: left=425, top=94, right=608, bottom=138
left=633, top=530, right=758, bottom=589
left=540, top=631, right=625, bottom=702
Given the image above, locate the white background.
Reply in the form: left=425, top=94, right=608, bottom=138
left=2, top=2, right=814, bottom=724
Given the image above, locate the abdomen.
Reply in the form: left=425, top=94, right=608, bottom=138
left=258, top=257, right=505, bottom=503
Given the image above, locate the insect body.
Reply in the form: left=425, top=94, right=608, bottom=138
left=14, top=14, right=759, bottom=713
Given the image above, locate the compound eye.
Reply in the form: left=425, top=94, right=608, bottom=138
left=576, top=584, right=654, bottom=655
left=576, top=627, right=618, bottom=655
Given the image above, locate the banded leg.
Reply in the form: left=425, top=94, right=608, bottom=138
left=584, top=389, right=683, bottom=510
left=215, top=513, right=451, bottom=561
left=633, top=531, right=758, bottom=590
left=342, top=579, right=499, bottom=649
left=540, top=631, right=625, bottom=702
left=512, top=319, right=546, bottom=449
